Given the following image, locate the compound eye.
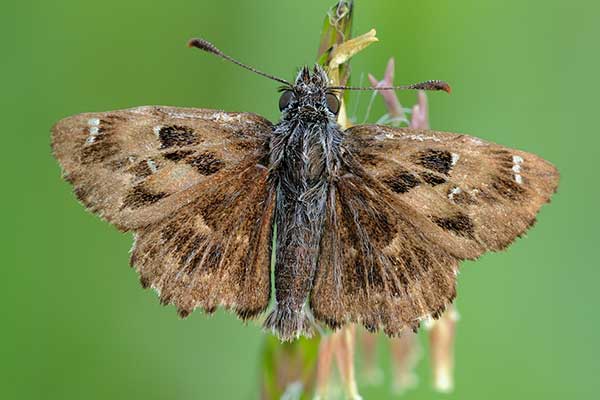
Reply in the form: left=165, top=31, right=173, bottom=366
left=325, top=93, right=340, bottom=115
left=279, top=90, right=295, bottom=111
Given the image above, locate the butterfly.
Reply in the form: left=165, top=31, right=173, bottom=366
left=52, top=38, right=559, bottom=341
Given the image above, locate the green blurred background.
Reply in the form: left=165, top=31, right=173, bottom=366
left=3, top=0, right=598, bottom=399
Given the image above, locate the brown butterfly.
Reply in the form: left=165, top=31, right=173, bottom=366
left=51, top=38, right=559, bottom=341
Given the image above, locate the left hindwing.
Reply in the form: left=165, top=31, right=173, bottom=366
left=343, top=125, right=559, bottom=259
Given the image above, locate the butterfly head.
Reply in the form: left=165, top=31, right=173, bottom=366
left=278, top=65, right=340, bottom=122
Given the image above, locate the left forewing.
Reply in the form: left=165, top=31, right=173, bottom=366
left=52, top=106, right=272, bottom=231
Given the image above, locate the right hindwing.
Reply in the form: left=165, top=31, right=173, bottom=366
left=311, top=157, right=459, bottom=336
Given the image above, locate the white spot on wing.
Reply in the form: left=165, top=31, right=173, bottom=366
left=451, top=153, right=460, bottom=166
left=146, top=159, right=158, bottom=173
left=153, top=126, right=161, bottom=137
left=512, top=155, right=524, bottom=184
left=448, top=186, right=462, bottom=200
left=86, top=118, right=101, bottom=144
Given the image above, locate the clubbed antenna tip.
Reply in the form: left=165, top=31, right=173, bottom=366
left=414, top=80, right=452, bottom=94
left=187, top=37, right=291, bottom=86
left=188, top=38, right=221, bottom=55
left=331, top=79, right=452, bottom=94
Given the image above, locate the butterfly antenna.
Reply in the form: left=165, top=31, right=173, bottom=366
left=330, top=80, right=452, bottom=93
left=188, top=38, right=292, bottom=86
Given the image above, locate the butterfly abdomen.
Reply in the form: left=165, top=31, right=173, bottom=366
left=264, top=120, right=341, bottom=340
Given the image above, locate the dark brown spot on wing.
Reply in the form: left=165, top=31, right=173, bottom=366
left=432, top=213, right=475, bottom=238
left=164, top=150, right=194, bottom=162
left=122, top=184, right=167, bottom=209
left=414, top=149, right=453, bottom=175
left=382, top=169, right=421, bottom=193
left=419, top=171, right=447, bottom=186
left=128, top=160, right=154, bottom=178
left=158, top=126, right=197, bottom=149
left=187, top=152, right=224, bottom=175
left=448, top=188, right=477, bottom=205
left=80, top=138, right=118, bottom=164
left=491, top=175, right=525, bottom=200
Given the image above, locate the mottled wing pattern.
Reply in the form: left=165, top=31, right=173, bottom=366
left=311, top=159, right=459, bottom=335
left=131, top=159, right=275, bottom=318
left=311, top=125, right=558, bottom=335
left=52, top=106, right=272, bottom=230
left=344, top=125, right=559, bottom=259
left=52, top=106, right=275, bottom=318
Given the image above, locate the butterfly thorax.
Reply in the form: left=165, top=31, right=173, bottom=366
left=271, top=65, right=343, bottom=178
